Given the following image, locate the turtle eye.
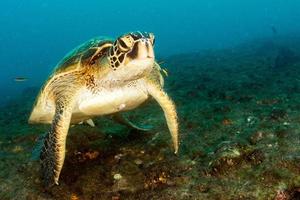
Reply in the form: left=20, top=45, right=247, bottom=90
left=118, top=35, right=134, bottom=52
left=149, top=33, right=155, bottom=45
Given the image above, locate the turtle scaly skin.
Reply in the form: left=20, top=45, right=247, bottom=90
left=29, top=32, right=179, bottom=187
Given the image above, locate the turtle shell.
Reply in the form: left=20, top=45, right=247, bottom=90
left=53, top=36, right=114, bottom=74
left=29, top=37, right=113, bottom=114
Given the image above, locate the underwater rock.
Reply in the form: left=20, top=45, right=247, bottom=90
left=209, top=143, right=264, bottom=175
left=275, top=129, right=289, bottom=138
left=274, top=190, right=289, bottom=200
left=275, top=187, right=300, bottom=200
left=289, top=187, right=300, bottom=200
left=134, top=159, right=143, bottom=166
left=144, top=170, right=174, bottom=190
left=73, top=150, right=100, bottom=163
left=250, top=131, right=264, bottom=144
left=257, top=99, right=279, bottom=105
left=111, top=158, right=144, bottom=193
left=270, top=108, right=288, bottom=121
left=246, top=115, right=259, bottom=127
left=222, top=118, right=233, bottom=126
left=197, top=184, right=210, bottom=193
left=113, top=173, right=123, bottom=180
left=112, top=174, right=144, bottom=193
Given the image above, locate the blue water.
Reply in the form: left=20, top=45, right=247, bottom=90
left=1, top=0, right=300, bottom=102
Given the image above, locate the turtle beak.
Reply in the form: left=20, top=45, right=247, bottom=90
left=135, top=40, right=155, bottom=60
left=147, top=41, right=154, bottom=59
left=127, top=38, right=155, bottom=61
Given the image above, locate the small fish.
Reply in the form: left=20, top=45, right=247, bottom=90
left=14, top=77, right=28, bottom=82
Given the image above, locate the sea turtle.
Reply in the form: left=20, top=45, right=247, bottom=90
left=28, top=31, right=179, bottom=187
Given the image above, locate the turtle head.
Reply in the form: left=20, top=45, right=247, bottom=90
left=107, top=31, right=155, bottom=80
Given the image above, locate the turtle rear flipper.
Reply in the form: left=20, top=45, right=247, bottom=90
left=112, top=113, right=153, bottom=131
left=40, top=98, right=74, bottom=186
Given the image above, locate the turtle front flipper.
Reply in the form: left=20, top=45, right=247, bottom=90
left=146, top=82, right=179, bottom=154
left=112, top=113, right=153, bottom=131
left=40, top=98, right=74, bottom=187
